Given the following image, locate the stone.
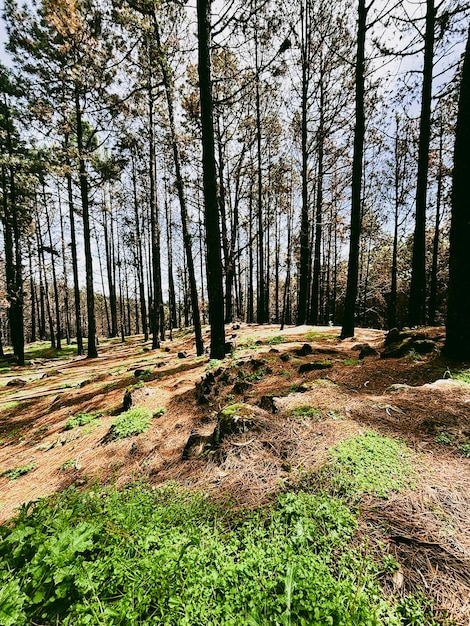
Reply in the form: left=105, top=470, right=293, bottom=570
left=412, top=339, right=436, bottom=354
left=358, top=344, right=379, bottom=359
left=6, top=378, right=27, bottom=387
left=177, top=351, right=188, bottom=359
left=295, top=343, right=313, bottom=357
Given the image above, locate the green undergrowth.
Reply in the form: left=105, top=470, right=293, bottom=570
left=0, top=483, right=443, bottom=626
left=451, top=368, right=470, bottom=385
left=110, top=407, right=152, bottom=439
left=65, top=411, right=103, bottom=431
left=324, top=432, right=415, bottom=499
left=1, top=463, right=36, bottom=481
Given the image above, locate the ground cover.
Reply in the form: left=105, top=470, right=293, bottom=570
left=0, top=324, right=469, bottom=624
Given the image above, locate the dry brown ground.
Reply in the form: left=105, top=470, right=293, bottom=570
left=1, top=324, right=470, bottom=624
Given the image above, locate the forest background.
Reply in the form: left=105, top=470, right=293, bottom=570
left=1, top=0, right=470, bottom=363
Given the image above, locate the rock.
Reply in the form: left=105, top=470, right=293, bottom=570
left=280, top=353, right=291, bottom=362
left=133, top=369, right=147, bottom=378
left=386, top=383, right=411, bottom=393
left=41, top=369, right=61, bottom=379
left=232, top=380, right=253, bottom=394
left=6, top=378, right=27, bottom=387
left=381, top=337, right=414, bottom=359
left=298, top=361, right=332, bottom=373
left=358, top=344, right=379, bottom=359
left=259, top=395, right=278, bottom=413
left=295, top=343, right=313, bottom=357
left=232, top=323, right=241, bottom=330
left=384, top=328, right=402, bottom=346
left=177, top=351, right=188, bottom=359
left=224, top=341, right=234, bottom=354
left=269, top=348, right=279, bottom=354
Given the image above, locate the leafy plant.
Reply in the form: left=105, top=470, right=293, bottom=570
left=326, top=432, right=414, bottom=499
left=451, top=368, right=470, bottom=385
left=60, top=459, right=77, bottom=471
left=110, top=407, right=152, bottom=439
left=0, top=483, right=435, bottom=626
left=65, top=411, right=103, bottom=430
left=266, top=335, right=284, bottom=345
left=206, top=359, right=222, bottom=370
left=341, top=358, right=360, bottom=366
left=435, top=432, right=453, bottom=445
left=1, top=463, right=36, bottom=481
left=459, top=441, right=470, bottom=457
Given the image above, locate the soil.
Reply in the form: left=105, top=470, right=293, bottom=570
left=1, top=324, right=469, bottom=624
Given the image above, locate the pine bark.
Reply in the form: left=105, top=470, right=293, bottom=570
left=197, top=0, right=225, bottom=358
left=444, top=25, right=470, bottom=360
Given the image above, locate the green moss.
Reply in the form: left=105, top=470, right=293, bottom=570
left=111, top=407, right=152, bottom=439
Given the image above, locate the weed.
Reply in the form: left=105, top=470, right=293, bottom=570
left=153, top=407, right=166, bottom=418
left=341, top=358, right=360, bottom=366
left=0, top=401, right=19, bottom=411
left=326, top=432, right=414, bottom=499
left=60, top=459, right=77, bottom=471
left=266, top=335, right=284, bottom=344
left=304, top=330, right=326, bottom=341
left=238, top=368, right=266, bottom=382
left=206, top=359, right=222, bottom=370
left=111, top=407, right=152, bottom=439
left=0, top=484, right=435, bottom=625
left=65, top=411, right=103, bottom=431
left=451, top=368, right=470, bottom=385
left=459, top=442, right=470, bottom=457
left=1, top=463, right=36, bottom=481
left=327, top=410, right=344, bottom=420
left=289, top=405, right=321, bottom=420
left=435, top=432, right=453, bottom=445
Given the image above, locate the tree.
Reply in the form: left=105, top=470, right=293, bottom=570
left=444, top=24, right=470, bottom=360
left=197, top=0, right=225, bottom=358
left=408, top=0, right=436, bottom=327
left=341, top=0, right=371, bottom=339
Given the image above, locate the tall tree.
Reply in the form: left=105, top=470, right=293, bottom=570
left=341, top=0, right=370, bottom=339
left=408, top=0, right=436, bottom=327
left=444, top=24, right=470, bottom=360
left=197, top=0, right=225, bottom=358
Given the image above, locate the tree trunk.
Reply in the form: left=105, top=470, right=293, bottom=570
left=74, top=86, right=98, bottom=358
left=428, top=120, right=443, bottom=325
left=340, top=0, right=368, bottom=339
left=297, top=0, right=311, bottom=325
left=153, top=18, right=203, bottom=354
left=408, top=0, right=435, bottom=327
left=443, top=24, right=470, bottom=360
left=197, top=0, right=225, bottom=358
left=131, top=152, right=148, bottom=341
left=64, top=133, right=83, bottom=355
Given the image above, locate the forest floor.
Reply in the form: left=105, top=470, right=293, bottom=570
left=1, top=323, right=470, bottom=624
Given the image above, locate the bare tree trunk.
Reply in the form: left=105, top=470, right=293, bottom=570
left=444, top=23, right=470, bottom=360
left=197, top=0, right=226, bottom=358
left=74, top=86, right=98, bottom=358
left=341, top=0, right=368, bottom=339
left=64, top=133, right=83, bottom=355
left=408, top=0, right=435, bottom=327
